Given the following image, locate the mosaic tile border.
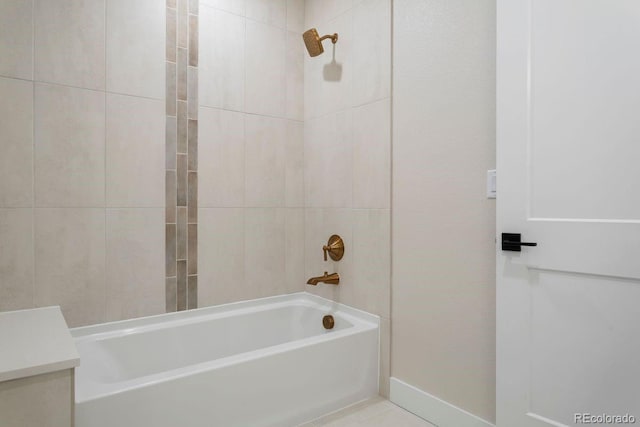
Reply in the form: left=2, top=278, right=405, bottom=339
left=166, top=0, right=197, bottom=311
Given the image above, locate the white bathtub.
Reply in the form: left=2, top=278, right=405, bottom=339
left=71, top=292, right=379, bottom=427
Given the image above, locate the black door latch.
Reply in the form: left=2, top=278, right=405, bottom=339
left=502, top=233, right=537, bottom=252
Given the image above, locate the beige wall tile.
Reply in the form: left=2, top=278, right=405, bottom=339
left=34, top=208, right=106, bottom=327
left=245, top=115, right=286, bottom=207
left=245, top=208, right=286, bottom=297
left=34, top=0, right=105, bottom=90
left=353, top=99, right=390, bottom=209
left=285, top=208, right=305, bottom=293
left=34, top=83, right=105, bottom=208
left=286, top=0, right=305, bottom=33
left=0, top=209, right=34, bottom=312
left=199, top=7, right=245, bottom=110
left=198, top=208, right=245, bottom=306
left=106, top=208, right=165, bottom=321
left=304, top=0, right=352, bottom=27
left=351, top=209, right=390, bottom=318
left=304, top=110, right=353, bottom=208
left=106, top=94, right=165, bottom=208
left=0, top=0, right=33, bottom=80
left=246, top=0, right=286, bottom=28
left=352, top=0, right=391, bottom=107
left=0, top=78, right=33, bottom=208
left=198, top=107, right=245, bottom=207
left=286, top=32, right=304, bottom=121
left=245, top=21, right=286, bottom=116
left=107, top=0, right=165, bottom=99
left=0, top=369, right=72, bottom=427
left=1, top=0, right=187, bottom=326
left=201, top=0, right=245, bottom=16
left=285, top=120, right=304, bottom=207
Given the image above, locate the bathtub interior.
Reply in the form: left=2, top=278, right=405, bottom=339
left=75, top=305, right=353, bottom=384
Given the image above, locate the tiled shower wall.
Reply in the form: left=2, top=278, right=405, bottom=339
left=197, top=0, right=307, bottom=305
left=0, top=3, right=392, bottom=378
left=166, top=0, right=199, bottom=312
left=303, top=0, right=392, bottom=396
left=0, top=1, right=165, bottom=327
left=194, top=0, right=392, bottom=397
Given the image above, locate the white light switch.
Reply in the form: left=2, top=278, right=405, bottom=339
left=487, top=170, right=496, bottom=199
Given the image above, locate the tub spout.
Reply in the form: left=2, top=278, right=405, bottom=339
left=306, top=272, right=340, bottom=286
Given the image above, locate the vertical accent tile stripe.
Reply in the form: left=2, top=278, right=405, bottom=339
left=167, top=0, right=197, bottom=311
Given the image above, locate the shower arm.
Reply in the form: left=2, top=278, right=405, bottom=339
left=319, top=33, right=339, bottom=44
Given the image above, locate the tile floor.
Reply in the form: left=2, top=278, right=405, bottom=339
left=299, top=397, right=435, bottom=427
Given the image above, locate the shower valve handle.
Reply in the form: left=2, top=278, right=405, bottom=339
left=323, top=246, right=330, bottom=261
left=322, top=235, right=345, bottom=261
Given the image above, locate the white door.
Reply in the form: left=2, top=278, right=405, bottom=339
left=497, top=1, right=640, bottom=426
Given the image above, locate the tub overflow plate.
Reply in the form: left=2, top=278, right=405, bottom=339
left=323, top=315, right=335, bottom=330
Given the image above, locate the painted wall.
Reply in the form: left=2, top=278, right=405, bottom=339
left=392, top=0, right=497, bottom=422
left=0, top=0, right=166, bottom=327
left=303, top=0, right=392, bottom=395
left=197, top=0, right=307, bottom=305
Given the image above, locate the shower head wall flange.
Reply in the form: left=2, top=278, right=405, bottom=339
left=302, top=28, right=339, bottom=57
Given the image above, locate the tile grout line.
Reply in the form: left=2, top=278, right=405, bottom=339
left=166, top=2, right=176, bottom=313
left=103, top=0, right=108, bottom=322
left=31, top=0, right=35, bottom=309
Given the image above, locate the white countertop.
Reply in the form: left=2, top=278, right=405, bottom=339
left=0, top=306, right=80, bottom=382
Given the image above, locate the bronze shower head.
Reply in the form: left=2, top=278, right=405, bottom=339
left=302, top=28, right=338, bottom=57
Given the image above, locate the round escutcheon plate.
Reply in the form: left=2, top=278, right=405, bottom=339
left=322, top=314, right=335, bottom=330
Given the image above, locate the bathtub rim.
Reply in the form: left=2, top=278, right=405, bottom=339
left=71, top=292, right=379, bottom=339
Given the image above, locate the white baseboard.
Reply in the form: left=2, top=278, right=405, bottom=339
left=389, top=377, right=495, bottom=427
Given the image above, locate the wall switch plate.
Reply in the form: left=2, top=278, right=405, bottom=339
left=487, top=170, right=496, bottom=198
